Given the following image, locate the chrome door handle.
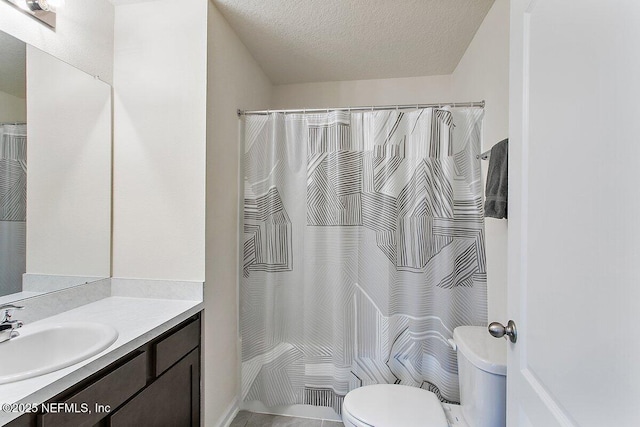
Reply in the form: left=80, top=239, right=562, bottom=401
left=488, top=320, right=517, bottom=343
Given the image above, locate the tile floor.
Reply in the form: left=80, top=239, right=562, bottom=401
left=230, top=410, right=344, bottom=427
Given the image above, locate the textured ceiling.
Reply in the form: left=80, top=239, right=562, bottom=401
left=213, top=0, right=495, bottom=85
left=0, top=30, right=26, bottom=99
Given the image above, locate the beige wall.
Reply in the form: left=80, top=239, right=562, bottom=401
left=204, top=2, right=272, bottom=425
left=451, top=0, right=510, bottom=322
left=112, top=0, right=208, bottom=282
left=0, top=90, right=25, bottom=122
left=0, top=0, right=114, bottom=84
left=272, top=74, right=452, bottom=109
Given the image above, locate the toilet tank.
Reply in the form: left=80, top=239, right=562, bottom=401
left=453, top=326, right=507, bottom=427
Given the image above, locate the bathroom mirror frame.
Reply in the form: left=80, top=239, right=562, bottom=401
left=1, top=0, right=56, bottom=28
left=0, top=28, right=111, bottom=304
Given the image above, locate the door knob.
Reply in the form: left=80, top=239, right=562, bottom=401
left=488, top=320, right=517, bottom=343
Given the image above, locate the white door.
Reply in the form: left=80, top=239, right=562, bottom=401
left=507, top=1, right=640, bottom=426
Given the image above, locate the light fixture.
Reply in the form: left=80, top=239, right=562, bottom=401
left=1, top=0, right=60, bottom=27
left=25, top=0, right=64, bottom=12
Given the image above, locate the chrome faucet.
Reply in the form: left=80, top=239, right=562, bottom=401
left=0, top=304, right=24, bottom=343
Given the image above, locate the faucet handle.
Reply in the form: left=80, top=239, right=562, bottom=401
left=0, top=304, right=24, bottom=322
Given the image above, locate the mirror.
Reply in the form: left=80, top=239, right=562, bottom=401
left=0, top=29, right=111, bottom=303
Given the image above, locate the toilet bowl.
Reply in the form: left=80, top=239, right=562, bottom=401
left=342, top=326, right=507, bottom=427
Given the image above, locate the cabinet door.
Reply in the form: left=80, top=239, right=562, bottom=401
left=39, top=352, right=147, bottom=427
left=4, top=414, right=36, bottom=427
left=109, top=349, right=200, bottom=427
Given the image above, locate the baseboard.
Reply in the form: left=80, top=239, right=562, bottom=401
left=241, top=401, right=342, bottom=422
left=216, top=397, right=239, bottom=427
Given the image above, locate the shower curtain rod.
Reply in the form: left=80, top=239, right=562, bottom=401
left=237, top=100, right=485, bottom=116
left=0, top=122, right=26, bottom=125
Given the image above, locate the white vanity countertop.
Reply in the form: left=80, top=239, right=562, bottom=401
left=0, top=296, right=203, bottom=425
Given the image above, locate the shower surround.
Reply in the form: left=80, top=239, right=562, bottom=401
left=241, top=108, right=486, bottom=414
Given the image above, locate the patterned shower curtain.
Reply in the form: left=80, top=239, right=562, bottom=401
left=241, top=108, right=486, bottom=413
left=0, top=124, right=27, bottom=295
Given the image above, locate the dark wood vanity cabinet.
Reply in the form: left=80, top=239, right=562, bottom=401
left=5, top=313, right=201, bottom=427
left=110, top=349, right=199, bottom=427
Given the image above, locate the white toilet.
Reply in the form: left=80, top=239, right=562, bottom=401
left=342, top=326, right=507, bottom=427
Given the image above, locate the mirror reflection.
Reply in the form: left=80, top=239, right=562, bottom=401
left=0, top=29, right=111, bottom=302
left=0, top=31, right=26, bottom=297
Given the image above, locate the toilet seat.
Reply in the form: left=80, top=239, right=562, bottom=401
left=342, top=384, right=449, bottom=427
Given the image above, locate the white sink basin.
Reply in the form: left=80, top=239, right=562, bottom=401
left=0, top=322, right=118, bottom=384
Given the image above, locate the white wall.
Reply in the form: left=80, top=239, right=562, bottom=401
left=0, top=90, right=26, bottom=122
left=272, top=74, right=452, bottom=109
left=26, top=46, right=111, bottom=277
left=112, top=0, right=207, bottom=282
left=451, top=0, right=510, bottom=322
left=0, top=0, right=114, bottom=84
left=204, top=3, right=272, bottom=425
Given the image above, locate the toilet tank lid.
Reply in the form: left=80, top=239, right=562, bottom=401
left=453, top=326, right=507, bottom=375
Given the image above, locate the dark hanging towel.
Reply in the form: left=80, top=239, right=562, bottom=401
left=484, top=138, right=508, bottom=219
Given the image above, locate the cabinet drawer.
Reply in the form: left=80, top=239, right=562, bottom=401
left=39, top=351, right=147, bottom=427
left=154, top=318, right=200, bottom=375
